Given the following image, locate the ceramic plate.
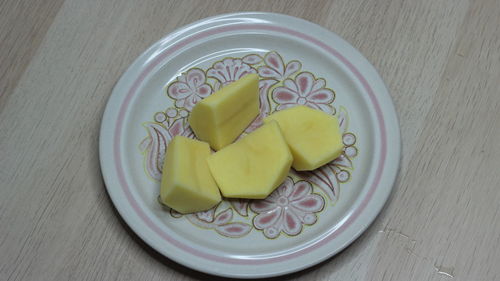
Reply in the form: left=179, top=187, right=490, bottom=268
left=99, top=12, right=400, bottom=278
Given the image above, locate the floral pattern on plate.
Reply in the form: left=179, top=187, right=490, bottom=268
left=140, top=51, right=358, bottom=239
left=251, top=178, right=324, bottom=238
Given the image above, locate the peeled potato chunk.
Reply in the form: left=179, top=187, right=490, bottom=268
left=160, top=136, right=221, bottom=213
left=264, top=106, right=344, bottom=171
left=207, top=121, right=293, bottom=199
left=189, top=73, right=259, bottom=150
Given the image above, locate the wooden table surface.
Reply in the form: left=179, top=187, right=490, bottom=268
left=1, top=0, right=499, bottom=280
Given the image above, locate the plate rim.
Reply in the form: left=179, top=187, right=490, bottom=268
left=99, top=11, right=401, bottom=278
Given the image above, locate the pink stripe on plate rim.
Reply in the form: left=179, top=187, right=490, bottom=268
left=112, top=23, right=387, bottom=264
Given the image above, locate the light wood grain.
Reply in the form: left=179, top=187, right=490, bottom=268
left=1, top=0, right=499, bottom=280
left=0, top=0, right=65, bottom=110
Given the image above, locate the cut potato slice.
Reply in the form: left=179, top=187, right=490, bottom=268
left=265, top=106, right=343, bottom=171
left=207, top=121, right=293, bottom=199
left=189, top=73, right=259, bottom=150
left=160, top=136, right=221, bottom=213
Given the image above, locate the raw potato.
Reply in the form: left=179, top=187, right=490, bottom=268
left=189, top=73, right=259, bottom=150
left=160, top=136, right=221, bottom=213
left=207, top=121, right=293, bottom=199
left=264, top=106, right=344, bottom=171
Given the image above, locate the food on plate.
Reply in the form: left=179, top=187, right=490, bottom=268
left=206, top=121, right=293, bottom=199
left=264, top=105, right=343, bottom=171
left=160, top=136, right=221, bottom=213
left=160, top=75, right=343, bottom=213
left=188, top=73, right=259, bottom=150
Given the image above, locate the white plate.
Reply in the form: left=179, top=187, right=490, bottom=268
left=99, top=12, right=400, bottom=278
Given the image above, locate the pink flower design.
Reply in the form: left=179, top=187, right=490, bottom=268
left=171, top=207, right=252, bottom=238
left=242, top=54, right=263, bottom=65
left=272, top=72, right=335, bottom=113
left=258, top=51, right=301, bottom=80
left=170, top=205, right=217, bottom=222
left=250, top=178, right=324, bottom=238
left=228, top=199, right=250, bottom=216
left=326, top=132, right=357, bottom=184
left=211, top=209, right=252, bottom=238
left=207, top=58, right=257, bottom=86
left=296, top=165, right=340, bottom=201
left=196, top=207, right=216, bottom=222
left=167, top=68, right=212, bottom=111
left=336, top=106, right=357, bottom=161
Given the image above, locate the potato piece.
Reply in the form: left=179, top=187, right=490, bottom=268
left=264, top=106, right=344, bottom=171
left=160, top=136, right=221, bottom=213
left=189, top=74, right=259, bottom=150
left=207, top=121, right=292, bottom=199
